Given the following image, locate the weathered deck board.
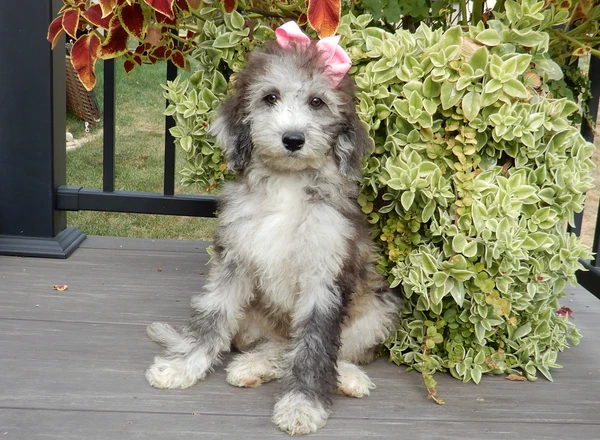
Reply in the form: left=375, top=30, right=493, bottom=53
left=1, top=236, right=599, bottom=439
left=3, top=409, right=600, bottom=440
left=5, top=408, right=600, bottom=440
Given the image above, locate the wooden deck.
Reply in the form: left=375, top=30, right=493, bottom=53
left=1, top=236, right=599, bottom=439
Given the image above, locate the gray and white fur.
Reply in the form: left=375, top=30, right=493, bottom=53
left=145, top=40, right=402, bottom=435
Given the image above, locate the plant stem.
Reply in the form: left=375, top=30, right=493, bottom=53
left=244, top=6, right=298, bottom=19
left=566, top=13, right=600, bottom=39
left=493, top=0, right=506, bottom=14
left=458, top=0, right=468, bottom=25
left=551, top=28, right=600, bottom=58
left=274, top=0, right=305, bottom=13
left=472, top=0, right=484, bottom=25
left=169, top=33, right=192, bottom=44
left=91, top=28, right=105, bottom=41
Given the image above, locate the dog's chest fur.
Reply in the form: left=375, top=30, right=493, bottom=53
left=219, top=170, right=354, bottom=313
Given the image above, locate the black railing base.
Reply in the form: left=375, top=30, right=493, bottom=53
left=0, top=227, right=86, bottom=259
left=57, top=186, right=218, bottom=217
left=576, top=259, right=600, bottom=300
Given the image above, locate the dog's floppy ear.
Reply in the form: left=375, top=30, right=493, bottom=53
left=334, top=111, right=373, bottom=181
left=210, top=87, right=252, bottom=173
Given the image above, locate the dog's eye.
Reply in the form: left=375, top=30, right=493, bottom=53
left=309, top=97, right=323, bottom=108
left=264, top=94, right=278, bottom=105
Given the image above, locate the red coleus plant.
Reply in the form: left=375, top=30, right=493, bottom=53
left=48, top=0, right=341, bottom=90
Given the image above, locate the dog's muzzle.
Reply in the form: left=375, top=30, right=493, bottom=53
left=282, top=132, right=305, bottom=152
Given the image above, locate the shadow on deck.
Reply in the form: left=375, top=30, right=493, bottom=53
left=1, top=236, right=599, bottom=439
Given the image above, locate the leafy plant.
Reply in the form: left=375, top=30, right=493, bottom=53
left=47, top=0, right=343, bottom=90
left=342, top=6, right=594, bottom=394
left=163, top=0, right=595, bottom=400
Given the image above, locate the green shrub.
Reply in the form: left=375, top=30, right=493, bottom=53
left=164, top=0, right=594, bottom=397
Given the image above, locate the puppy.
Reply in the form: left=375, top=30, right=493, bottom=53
left=145, top=23, right=402, bottom=435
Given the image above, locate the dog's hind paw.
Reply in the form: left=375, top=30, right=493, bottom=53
left=337, top=361, right=375, bottom=398
left=145, top=355, right=207, bottom=390
left=225, top=352, right=279, bottom=388
left=272, top=392, right=330, bottom=436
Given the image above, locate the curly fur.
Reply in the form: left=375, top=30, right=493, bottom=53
left=145, top=40, right=402, bottom=435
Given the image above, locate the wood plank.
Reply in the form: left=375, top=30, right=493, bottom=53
left=563, top=285, right=600, bottom=315
left=80, top=235, right=213, bottom=254
left=0, top=248, right=209, bottom=324
left=0, top=318, right=598, bottom=424
left=1, top=409, right=599, bottom=440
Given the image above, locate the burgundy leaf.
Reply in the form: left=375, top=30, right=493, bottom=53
left=124, top=59, right=136, bottom=73
left=99, top=0, right=118, bottom=17
left=98, top=15, right=130, bottom=59
left=70, top=34, right=101, bottom=90
left=47, top=16, right=65, bottom=49
left=152, top=46, right=167, bottom=59
left=223, top=0, right=237, bottom=13
left=171, top=50, right=185, bottom=68
left=307, top=0, right=341, bottom=38
left=156, top=11, right=176, bottom=25
left=135, top=43, right=151, bottom=54
left=144, top=0, right=175, bottom=19
left=120, top=2, right=145, bottom=40
left=175, top=0, right=190, bottom=12
left=62, top=9, right=80, bottom=39
left=82, top=4, right=113, bottom=29
left=556, top=307, right=573, bottom=318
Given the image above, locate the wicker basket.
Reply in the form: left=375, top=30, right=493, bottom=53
left=65, top=55, right=101, bottom=124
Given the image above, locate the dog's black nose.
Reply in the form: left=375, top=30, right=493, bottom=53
left=282, top=132, right=305, bottom=151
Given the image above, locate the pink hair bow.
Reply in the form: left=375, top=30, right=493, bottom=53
left=275, top=21, right=352, bottom=88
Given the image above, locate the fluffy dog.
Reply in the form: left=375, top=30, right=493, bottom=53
left=145, top=24, right=402, bottom=435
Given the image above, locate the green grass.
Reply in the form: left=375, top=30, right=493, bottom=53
left=66, top=60, right=216, bottom=241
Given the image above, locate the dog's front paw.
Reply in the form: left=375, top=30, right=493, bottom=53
left=272, top=392, right=330, bottom=436
left=226, top=353, right=279, bottom=388
left=337, top=361, right=376, bottom=398
left=145, top=355, right=208, bottom=389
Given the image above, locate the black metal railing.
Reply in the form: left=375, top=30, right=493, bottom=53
left=56, top=58, right=218, bottom=218
left=572, top=54, right=600, bottom=297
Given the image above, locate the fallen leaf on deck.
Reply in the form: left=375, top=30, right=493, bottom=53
left=556, top=306, right=573, bottom=318
left=505, top=374, right=527, bottom=381
left=53, top=285, right=68, bottom=291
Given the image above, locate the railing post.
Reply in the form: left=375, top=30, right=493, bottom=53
left=575, top=54, right=600, bottom=299
left=0, top=0, right=86, bottom=258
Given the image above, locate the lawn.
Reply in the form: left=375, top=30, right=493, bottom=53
left=66, top=60, right=217, bottom=241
